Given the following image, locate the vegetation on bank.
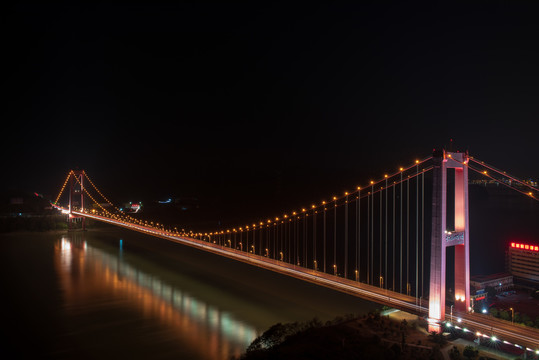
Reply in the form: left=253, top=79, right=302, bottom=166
left=477, top=286, right=539, bottom=329
left=488, top=307, right=539, bottom=329
left=0, top=214, right=67, bottom=233
left=0, top=191, right=78, bottom=233
left=0, top=215, right=104, bottom=233
left=236, top=311, right=448, bottom=360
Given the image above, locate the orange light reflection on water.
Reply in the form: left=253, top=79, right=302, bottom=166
left=55, top=236, right=257, bottom=360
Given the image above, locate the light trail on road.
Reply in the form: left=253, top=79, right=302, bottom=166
left=73, top=211, right=539, bottom=352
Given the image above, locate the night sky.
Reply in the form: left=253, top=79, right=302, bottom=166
left=3, top=2, right=539, bottom=224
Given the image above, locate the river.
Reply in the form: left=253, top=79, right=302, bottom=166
left=0, top=227, right=377, bottom=360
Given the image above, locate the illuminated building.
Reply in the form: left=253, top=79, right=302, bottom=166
left=470, top=273, right=513, bottom=293
left=507, top=242, right=539, bottom=285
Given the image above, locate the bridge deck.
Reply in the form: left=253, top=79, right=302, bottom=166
left=74, top=211, right=539, bottom=351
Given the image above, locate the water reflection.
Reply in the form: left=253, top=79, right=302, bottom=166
left=55, top=233, right=257, bottom=360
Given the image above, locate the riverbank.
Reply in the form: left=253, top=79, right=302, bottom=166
left=0, top=214, right=112, bottom=233
left=238, top=309, right=538, bottom=360
left=236, top=311, right=443, bottom=360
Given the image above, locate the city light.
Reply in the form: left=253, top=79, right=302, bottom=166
left=510, top=242, right=539, bottom=251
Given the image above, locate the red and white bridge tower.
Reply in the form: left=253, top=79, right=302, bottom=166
left=429, top=150, right=470, bottom=332
left=68, top=170, right=86, bottom=230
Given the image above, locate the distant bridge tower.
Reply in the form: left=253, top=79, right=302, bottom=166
left=428, top=150, right=470, bottom=332
left=68, top=170, right=86, bottom=231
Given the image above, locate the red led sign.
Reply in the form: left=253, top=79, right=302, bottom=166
left=510, top=242, right=539, bottom=252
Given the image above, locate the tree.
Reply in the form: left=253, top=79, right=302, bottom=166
left=489, top=307, right=499, bottom=318
left=449, top=345, right=462, bottom=360
left=390, top=343, right=401, bottom=359
left=499, top=310, right=510, bottom=321
left=428, top=331, right=447, bottom=346
left=463, top=345, right=478, bottom=360
left=521, top=313, right=532, bottom=327
left=246, top=322, right=300, bottom=352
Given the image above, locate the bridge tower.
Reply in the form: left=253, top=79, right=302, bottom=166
left=428, top=150, right=470, bottom=332
left=68, top=170, right=86, bottom=231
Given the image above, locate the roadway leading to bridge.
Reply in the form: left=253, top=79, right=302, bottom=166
left=73, top=211, right=539, bottom=352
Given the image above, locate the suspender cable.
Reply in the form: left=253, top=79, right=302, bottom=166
left=279, top=220, right=282, bottom=260
left=305, top=212, right=308, bottom=267
left=283, top=220, right=286, bottom=262
left=269, top=223, right=272, bottom=258
left=323, top=203, right=327, bottom=273
left=393, top=182, right=396, bottom=291
left=367, top=191, right=370, bottom=284
left=379, top=185, right=382, bottom=287
left=288, top=219, right=291, bottom=263
left=400, top=171, right=403, bottom=293
left=345, top=194, right=349, bottom=279
left=303, top=212, right=307, bottom=267
left=334, top=198, right=337, bottom=275
left=313, top=207, right=316, bottom=270
left=415, top=163, right=419, bottom=299
left=357, top=190, right=360, bottom=281
left=372, top=185, right=375, bottom=285
left=406, top=177, right=410, bottom=295
left=296, top=215, right=299, bottom=265
left=269, top=224, right=272, bottom=258
left=385, top=178, right=388, bottom=289
left=273, top=221, right=276, bottom=259
left=358, top=190, right=361, bottom=282
left=421, top=170, right=425, bottom=298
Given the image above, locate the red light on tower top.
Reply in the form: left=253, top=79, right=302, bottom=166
left=511, top=242, right=539, bottom=252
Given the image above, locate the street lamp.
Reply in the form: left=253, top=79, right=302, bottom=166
left=380, top=276, right=384, bottom=288
left=510, top=307, right=514, bottom=324
left=450, top=305, right=453, bottom=323
left=314, top=260, right=317, bottom=270
left=333, top=264, right=337, bottom=275
left=279, top=251, right=283, bottom=261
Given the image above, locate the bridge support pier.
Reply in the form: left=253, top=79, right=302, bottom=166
left=428, top=150, right=470, bottom=333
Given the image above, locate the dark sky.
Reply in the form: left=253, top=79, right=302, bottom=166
left=3, top=2, right=539, bottom=221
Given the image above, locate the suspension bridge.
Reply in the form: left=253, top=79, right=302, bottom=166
left=51, top=149, right=539, bottom=353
